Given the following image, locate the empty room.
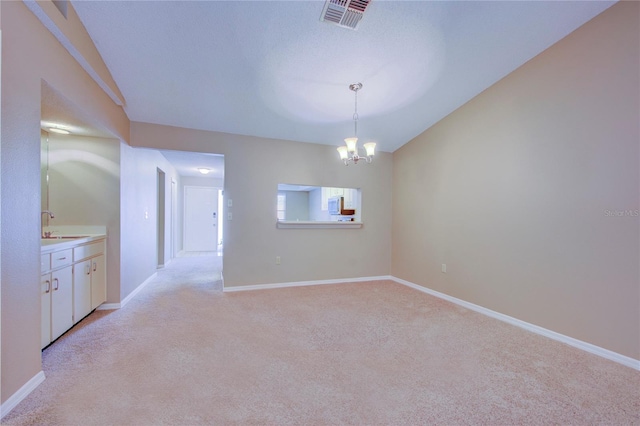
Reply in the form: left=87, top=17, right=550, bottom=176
left=1, top=0, right=638, bottom=424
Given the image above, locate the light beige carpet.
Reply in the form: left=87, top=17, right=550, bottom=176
left=3, top=256, right=639, bottom=425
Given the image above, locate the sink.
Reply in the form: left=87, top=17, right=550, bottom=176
left=42, top=236, right=89, bottom=239
left=41, top=236, right=90, bottom=246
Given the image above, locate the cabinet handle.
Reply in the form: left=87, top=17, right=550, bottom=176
left=85, top=263, right=91, bottom=275
left=93, top=261, right=97, bottom=272
left=57, top=257, right=67, bottom=260
left=53, top=278, right=59, bottom=291
left=45, top=280, right=51, bottom=294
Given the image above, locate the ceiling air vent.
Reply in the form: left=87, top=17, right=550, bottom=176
left=320, top=0, right=371, bottom=30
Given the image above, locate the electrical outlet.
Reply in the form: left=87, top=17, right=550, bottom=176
left=276, top=256, right=281, bottom=265
left=441, top=264, right=447, bottom=273
left=227, top=199, right=233, bottom=207
left=227, top=212, right=233, bottom=220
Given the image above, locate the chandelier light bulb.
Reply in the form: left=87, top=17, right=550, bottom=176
left=345, top=137, right=358, bottom=153
left=337, top=146, right=349, bottom=160
left=364, top=142, right=376, bottom=157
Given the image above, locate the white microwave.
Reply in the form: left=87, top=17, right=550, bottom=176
left=328, top=196, right=355, bottom=215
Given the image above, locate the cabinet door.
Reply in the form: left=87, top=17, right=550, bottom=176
left=91, top=254, right=106, bottom=310
left=343, top=189, right=353, bottom=209
left=330, top=187, right=343, bottom=197
left=74, top=260, right=92, bottom=323
left=41, top=274, right=52, bottom=349
left=51, top=265, right=73, bottom=342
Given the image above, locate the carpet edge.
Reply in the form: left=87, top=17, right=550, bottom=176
left=391, top=276, right=640, bottom=371
left=0, top=371, right=45, bottom=419
left=223, top=275, right=393, bottom=292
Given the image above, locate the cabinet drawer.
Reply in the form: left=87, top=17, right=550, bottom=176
left=41, top=254, right=50, bottom=272
left=51, top=249, right=73, bottom=269
left=74, top=241, right=104, bottom=261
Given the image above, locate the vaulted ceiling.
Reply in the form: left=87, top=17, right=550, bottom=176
left=72, top=1, right=614, bottom=154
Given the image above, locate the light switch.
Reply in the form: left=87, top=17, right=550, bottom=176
left=228, top=212, right=233, bottom=220
left=227, top=199, right=233, bottom=207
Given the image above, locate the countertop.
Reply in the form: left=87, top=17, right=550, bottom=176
left=41, top=234, right=106, bottom=253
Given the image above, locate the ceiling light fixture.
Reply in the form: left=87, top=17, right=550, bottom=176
left=48, top=127, right=70, bottom=135
left=198, top=168, right=211, bottom=175
left=337, top=83, right=375, bottom=166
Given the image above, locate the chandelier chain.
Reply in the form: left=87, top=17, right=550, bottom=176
left=337, top=82, right=375, bottom=166
left=353, top=86, right=358, bottom=137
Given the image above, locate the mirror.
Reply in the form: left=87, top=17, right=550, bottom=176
left=41, top=130, right=50, bottom=221
left=277, top=184, right=361, bottom=222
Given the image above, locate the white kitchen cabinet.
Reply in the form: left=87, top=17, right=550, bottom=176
left=330, top=187, right=344, bottom=197
left=320, top=187, right=359, bottom=211
left=91, top=254, right=106, bottom=310
left=343, top=188, right=355, bottom=209
left=50, top=265, right=73, bottom=343
left=51, top=249, right=72, bottom=269
left=41, top=235, right=106, bottom=349
left=41, top=253, right=74, bottom=349
left=41, top=274, right=52, bottom=349
left=73, top=242, right=106, bottom=314
left=73, top=259, right=92, bottom=322
left=41, top=253, right=50, bottom=272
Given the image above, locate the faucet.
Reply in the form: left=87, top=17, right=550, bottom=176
left=41, top=210, right=55, bottom=238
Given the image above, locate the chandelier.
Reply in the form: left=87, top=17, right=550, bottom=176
left=337, top=83, right=376, bottom=165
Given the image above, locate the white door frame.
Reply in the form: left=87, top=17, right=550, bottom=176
left=156, top=168, right=166, bottom=268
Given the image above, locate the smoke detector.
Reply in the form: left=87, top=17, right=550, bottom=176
left=320, top=0, right=372, bottom=30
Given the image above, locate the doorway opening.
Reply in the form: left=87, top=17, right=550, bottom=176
left=157, top=168, right=166, bottom=268
left=156, top=150, right=224, bottom=286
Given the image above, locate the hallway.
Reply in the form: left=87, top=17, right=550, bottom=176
left=167, top=251, right=223, bottom=292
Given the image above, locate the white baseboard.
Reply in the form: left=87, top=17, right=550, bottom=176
left=96, top=272, right=158, bottom=311
left=0, top=371, right=45, bottom=419
left=223, top=275, right=392, bottom=293
left=391, top=276, right=640, bottom=371
left=223, top=275, right=639, bottom=370
left=96, top=302, right=120, bottom=310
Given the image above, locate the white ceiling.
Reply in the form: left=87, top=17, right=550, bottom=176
left=70, top=0, right=614, bottom=154
left=159, top=149, right=225, bottom=179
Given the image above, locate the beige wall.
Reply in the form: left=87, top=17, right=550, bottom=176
left=46, top=133, right=121, bottom=304
left=392, top=1, right=639, bottom=359
left=119, top=145, right=178, bottom=301
left=0, top=1, right=128, bottom=404
left=25, top=0, right=124, bottom=106
left=131, top=122, right=394, bottom=287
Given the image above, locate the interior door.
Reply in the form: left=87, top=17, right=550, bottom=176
left=184, top=186, right=218, bottom=251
